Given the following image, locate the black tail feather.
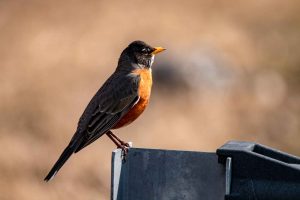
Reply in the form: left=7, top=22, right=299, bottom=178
left=44, top=145, right=74, bottom=182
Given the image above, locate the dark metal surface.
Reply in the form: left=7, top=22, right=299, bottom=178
left=217, top=141, right=300, bottom=200
left=111, top=141, right=300, bottom=200
left=112, top=148, right=225, bottom=200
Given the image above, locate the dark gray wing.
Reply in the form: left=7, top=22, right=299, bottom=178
left=71, top=72, right=140, bottom=153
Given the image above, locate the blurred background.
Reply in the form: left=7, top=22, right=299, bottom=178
left=1, top=0, right=300, bottom=199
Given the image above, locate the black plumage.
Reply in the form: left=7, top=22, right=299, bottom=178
left=44, top=40, right=164, bottom=181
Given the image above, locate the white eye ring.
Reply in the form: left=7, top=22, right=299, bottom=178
left=141, top=48, right=147, bottom=52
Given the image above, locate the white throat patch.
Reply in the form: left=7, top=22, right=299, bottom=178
left=138, top=55, right=155, bottom=69
left=150, top=55, right=155, bottom=66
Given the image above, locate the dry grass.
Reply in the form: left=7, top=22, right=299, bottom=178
left=1, top=0, right=300, bottom=199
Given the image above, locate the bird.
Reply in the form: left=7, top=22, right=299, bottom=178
left=44, top=40, right=165, bottom=181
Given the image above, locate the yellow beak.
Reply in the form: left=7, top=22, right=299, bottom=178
left=152, top=47, right=166, bottom=55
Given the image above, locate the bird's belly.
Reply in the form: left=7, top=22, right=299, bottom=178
left=113, top=98, right=149, bottom=129
left=113, top=68, right=152, bottom=129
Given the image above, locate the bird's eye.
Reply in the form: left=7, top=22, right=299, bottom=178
left=141, top=48, right=147, bottom=53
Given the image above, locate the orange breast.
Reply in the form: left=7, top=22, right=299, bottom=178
left=113, top=68, right=152, bottom=129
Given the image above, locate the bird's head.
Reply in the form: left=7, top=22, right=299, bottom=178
left=118, top=40, right=166, bottom=70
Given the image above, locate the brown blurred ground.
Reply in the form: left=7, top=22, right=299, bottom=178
left=1, top=0, right=300, bottom=199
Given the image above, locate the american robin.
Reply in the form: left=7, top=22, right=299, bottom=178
left=44, top=41, right=165, bottom=181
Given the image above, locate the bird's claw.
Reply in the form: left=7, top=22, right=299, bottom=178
left=119, top=144, right=130, bottom=162
left=119, top=141, right=132, bottom=148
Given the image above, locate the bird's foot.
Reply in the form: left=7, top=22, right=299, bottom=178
left=119, top=144, right=129, bottom=161
left=120, top=142, right=133, bottom=161
left=120, top=141, right=132, bottom=148
left=126, top=142, right=133, bottom=147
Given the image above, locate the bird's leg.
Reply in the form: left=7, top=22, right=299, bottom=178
left=106, top=132, right=122, bottom=148
left=107, top=131, right=130, bottom=147
left=106, top=131, right=129, bottom=156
